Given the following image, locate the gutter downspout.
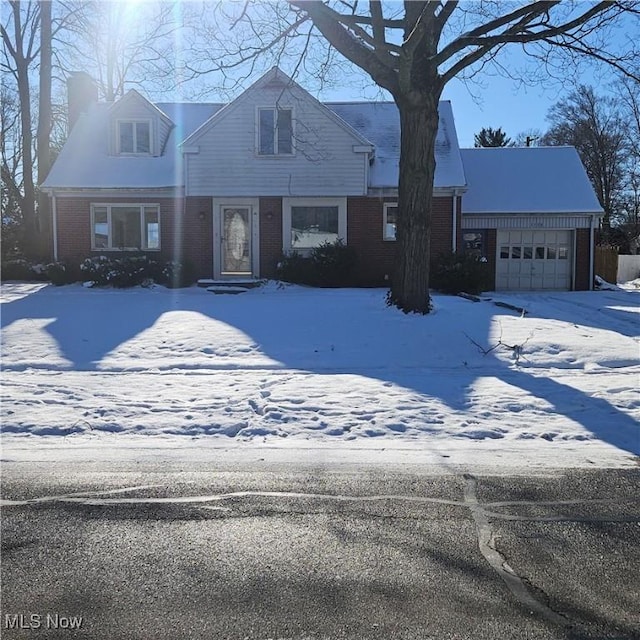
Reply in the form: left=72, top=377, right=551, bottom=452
left=589, top=214, right=596, bottom=290
left=452, top=190, right=458, bottom=252
left=51, top=192, right=58, bottom=262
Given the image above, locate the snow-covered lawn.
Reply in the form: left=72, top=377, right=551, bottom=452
left=1, top=281, right=638, bottom=468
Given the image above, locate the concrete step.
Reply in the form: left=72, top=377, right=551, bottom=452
left=206, top=286, right=250, bottom=295
left=197, top=278, right=265, bottom=290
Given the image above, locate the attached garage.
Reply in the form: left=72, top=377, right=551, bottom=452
left=459, top=147, right=604, bottom=292
left=496, top=230, right=572, bottom=291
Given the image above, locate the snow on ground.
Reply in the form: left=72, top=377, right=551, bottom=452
left=1, top=281, right=638, bottom=469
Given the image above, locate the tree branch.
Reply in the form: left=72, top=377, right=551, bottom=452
left=435, top=1, right=561, bottom=63
left=289, top=0, right=399, bottom=93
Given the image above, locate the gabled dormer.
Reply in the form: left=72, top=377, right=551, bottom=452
left=182, top=67, right=374, bottom=197
left=108, top=90, right=174, bottom=157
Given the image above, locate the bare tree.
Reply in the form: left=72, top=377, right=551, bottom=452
left=36, top=0, right=52, bottom=257
left=58, top=1, right=180, bottom=101
left=615, top=75, right=640, bottom=249
left=193, top=1, right=639, bottom=313
left=1, top=82, right=25, bottom=257
left=1, top=0, right=41, bottom=258
left=514, top=128, right=543, bottom=147
left=542, top=85, right=628, bottom=232
left=1, top=0, right=180, bottom=261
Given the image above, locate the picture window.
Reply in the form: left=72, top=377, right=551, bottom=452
left=91, top=204, right=160, bottom=250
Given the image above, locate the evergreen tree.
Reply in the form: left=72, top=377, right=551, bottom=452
left=474, top=127, right=513, bottom=148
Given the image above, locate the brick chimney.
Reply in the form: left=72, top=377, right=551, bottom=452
left=67, top=72, right=98, bottom=133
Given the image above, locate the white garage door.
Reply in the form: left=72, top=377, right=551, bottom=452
left=496, top=230, right=573, bottom=290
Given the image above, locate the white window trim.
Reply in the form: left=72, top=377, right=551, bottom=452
left=255, top=106, right=295, bottom=157
left=91, top=203, right=160, bottom=251
left=116, top=119, right=153, bottom=155
left=282, top=197, right=347, bottom=253
left=383, top=202, right=397, bottom=241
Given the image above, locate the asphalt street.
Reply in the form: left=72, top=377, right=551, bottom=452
left=1, top=456, right=638, bottom=640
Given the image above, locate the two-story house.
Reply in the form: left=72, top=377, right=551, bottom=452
left=42, top=67, right=604, bottom=291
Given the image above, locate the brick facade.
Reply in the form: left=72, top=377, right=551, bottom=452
left=347, top=195, right=455, bottom=286
left=485, top=229, right=497, bottom=291
left=55, top=193, right=594, bottom=291
left=55, top=195, right=216, bottom=280
left=575, top=228, right=591, bottom=291
left=259, top=197, right=283, bottom=279
left=56, top=196, right=181, bottom=265
left=184, top=197, right=213, bottom=279
left=346, top=196, right=397, bottom=286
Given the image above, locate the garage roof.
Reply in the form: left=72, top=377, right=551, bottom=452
left=461, top=147, right=603, bottom=214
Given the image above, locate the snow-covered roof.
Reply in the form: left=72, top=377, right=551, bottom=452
left=154, top=102, right=224, bottom=140
left=460, top=147, right=603, bottom=215
left=42, top=102, right=224, bottom=190
left=42, top=92, right=465, bottom=190
left=182, top=67, right=374, bottom=150
left=327, top=101, right=466, bottom=189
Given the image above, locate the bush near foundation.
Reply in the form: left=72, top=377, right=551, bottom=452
left=0, top=259, right=76, bottom=285
left=0, top=259, right=48, bottom=282
left=430, top=252, right=492, bottom=295
left=277, top=239, right=357, bottom=287
left=80, top=255, right=195, bottom=288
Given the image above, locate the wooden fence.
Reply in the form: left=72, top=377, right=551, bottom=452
left=594, top=246, right=619, bottom=284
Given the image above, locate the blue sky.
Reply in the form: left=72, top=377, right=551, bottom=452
left=305, top=46, right=615, bottom=148
left=146, top=2, right=632, bottom=148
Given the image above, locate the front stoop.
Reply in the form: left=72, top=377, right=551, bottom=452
left=198, top=279, right=266, bottom=294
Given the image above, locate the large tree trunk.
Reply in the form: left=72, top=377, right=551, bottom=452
left=389, top=94, right=441, bottom=314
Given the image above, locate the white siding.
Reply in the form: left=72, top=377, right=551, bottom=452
left=109, top=97, right=170, bottom=157
left=186, top=83, right=368, bottom=197
left=462, top=215, right=594, bottom=229
left=157, top=116, right=173, bottom=154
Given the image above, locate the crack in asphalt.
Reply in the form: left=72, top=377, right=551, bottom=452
left=0, top=489, right=464, bottom=508
left=2, top=486, right=636, bottom=527
left=463, top=473, right=569, bottom=627
left=0, top=484, right=163, bottom=507
left=3, top=477, right=637, bottom=631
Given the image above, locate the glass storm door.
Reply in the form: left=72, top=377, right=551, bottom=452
left=221, top=207, right=252, bottom=275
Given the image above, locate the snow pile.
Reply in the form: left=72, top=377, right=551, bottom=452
left=1, top=282, right=638, bottom=466
left=620, top=278, right=640, bottom=291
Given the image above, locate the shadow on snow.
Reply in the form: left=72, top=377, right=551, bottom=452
left=1, top=283, right=638, bottom=455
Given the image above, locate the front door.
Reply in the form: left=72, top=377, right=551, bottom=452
left=212, top=199, right=260, bottom=279
left=221, top=206, right=252, bottom=276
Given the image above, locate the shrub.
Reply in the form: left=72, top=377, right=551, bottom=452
left=276, top=239, right=357, bottom=287
left=79, top=255, right=193, bottom=288
left=430, top=252, right=491, bottom=295
left=46, top=262, right=73, bottom=286
left=276, top=251, right=315, bottom=286
left=310, top=239, right=357, bottom=286
left=163, top=260, right=196, bottom=288
left=0, top=259, right=49, bottom=282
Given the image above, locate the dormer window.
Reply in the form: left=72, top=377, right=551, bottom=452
left=117, top=120, right=151, bottom=154
left=258, top=107, right=292, bottom=155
